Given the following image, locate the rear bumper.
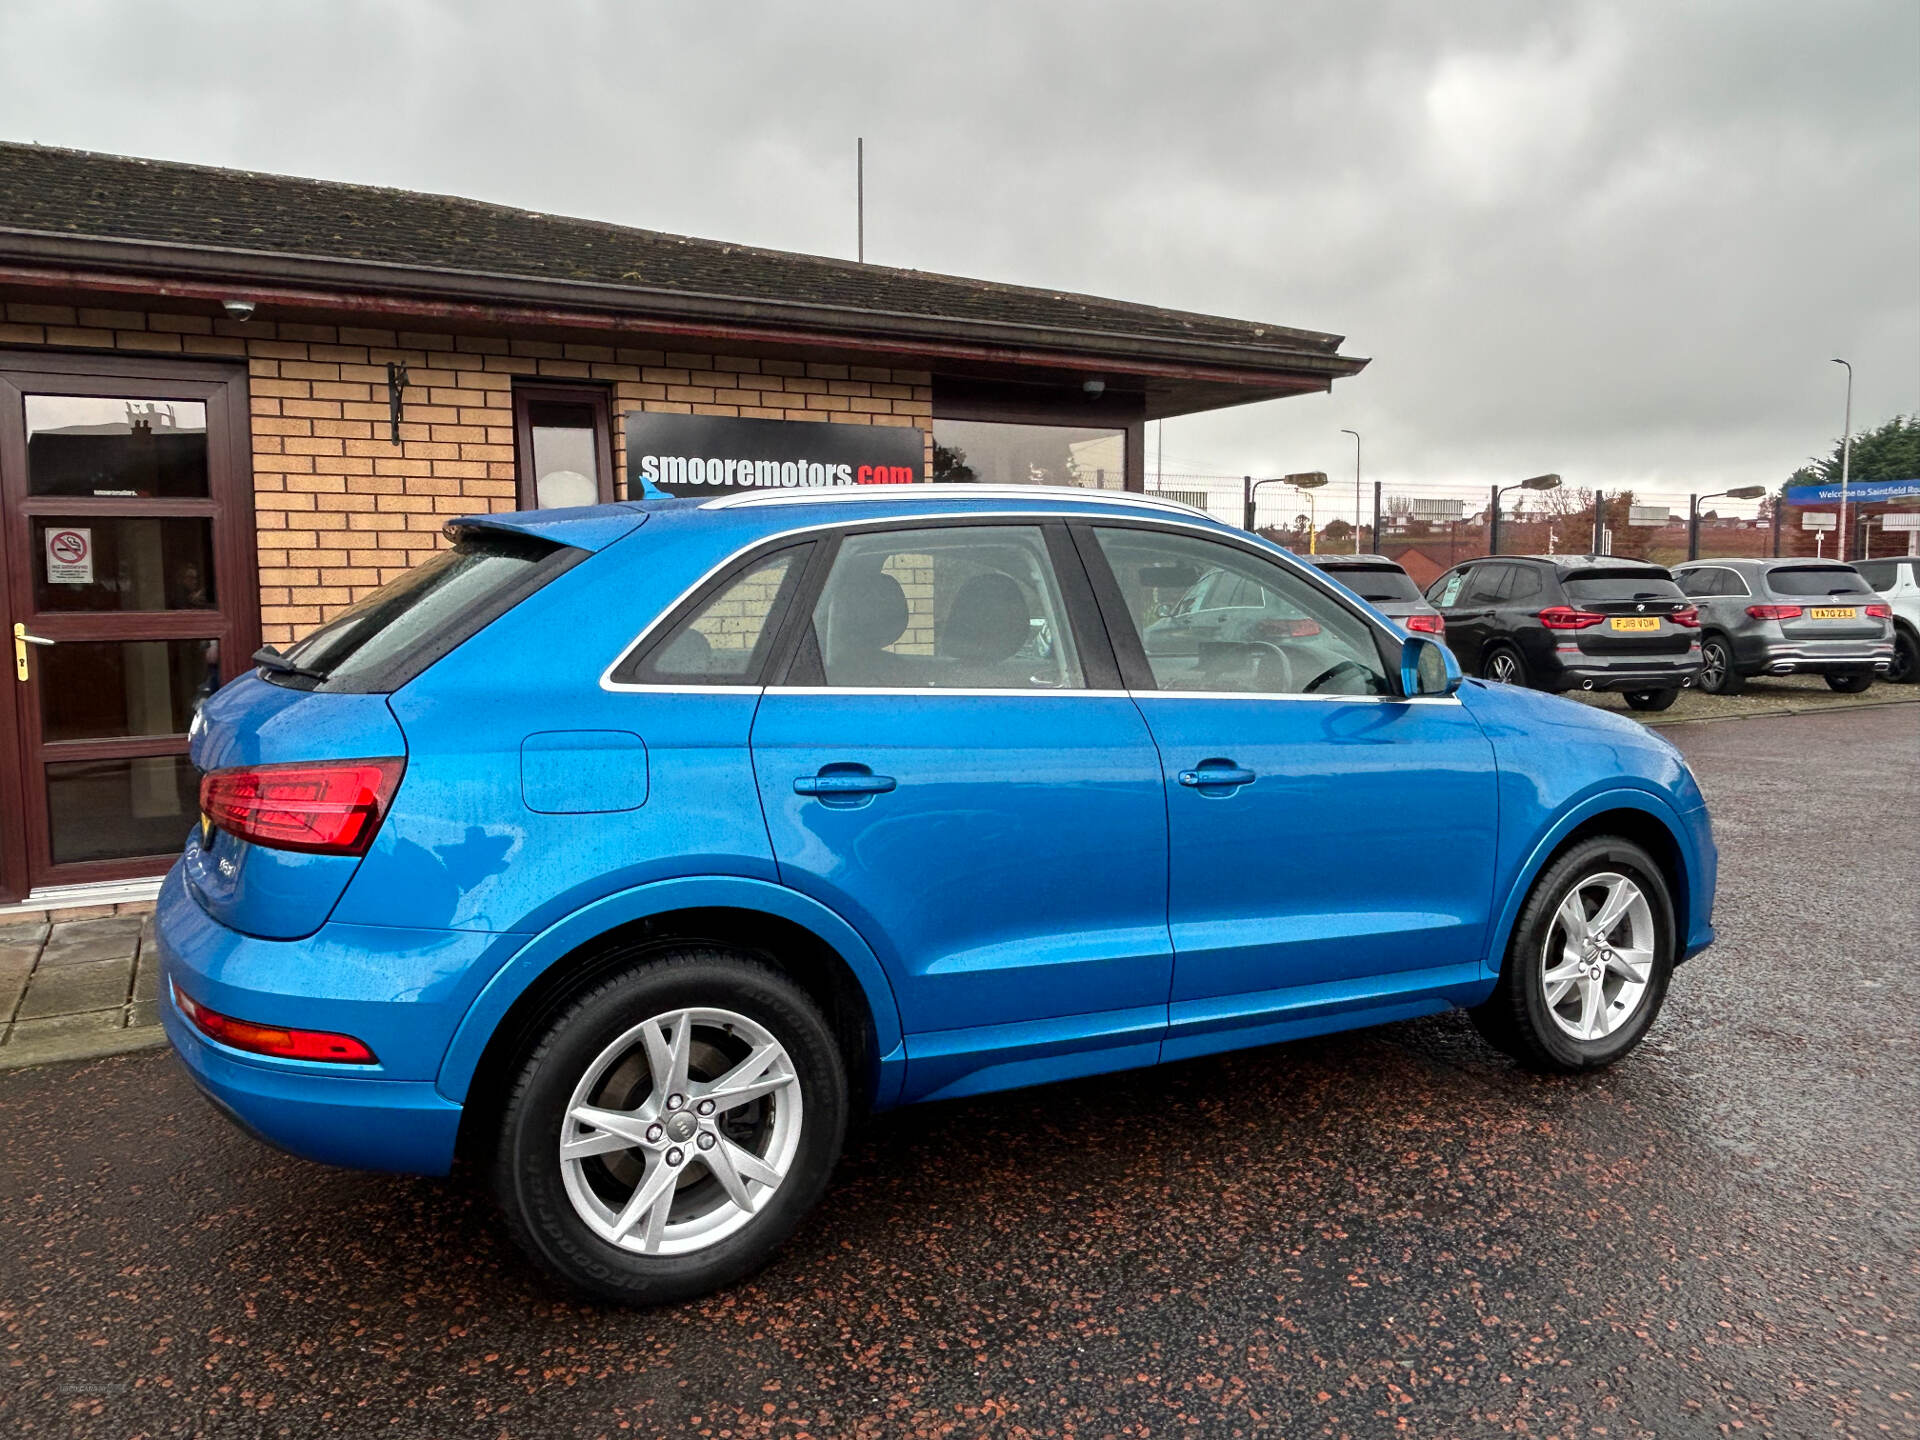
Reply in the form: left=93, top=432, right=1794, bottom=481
left=1732, top=638, right=1893, bottom=675
left=1547, top=649, right=1703, bottom=693
left=153, top=865, right=516, bottom=1174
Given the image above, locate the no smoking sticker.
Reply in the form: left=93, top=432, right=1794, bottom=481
left=45, top=526, right=93, bottom=585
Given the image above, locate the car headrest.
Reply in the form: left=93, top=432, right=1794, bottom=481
left=829, top=564, right=909, bottom=653
left=940, top=572, right=1031, bottom=663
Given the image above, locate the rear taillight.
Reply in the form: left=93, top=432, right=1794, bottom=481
left=1404, top=613, right=1445, bottom=634
left=1671, top=607, right=1701, bottom=628
left=1866, top=603, right=1892, bottom=619
left=1747, top=604, right=1803, bottom=621
left=1537, top=606, right=1607, bottom=630
left=199, top=758, right=405, bottom=856
left=173, top=983, right=377, bottom=1064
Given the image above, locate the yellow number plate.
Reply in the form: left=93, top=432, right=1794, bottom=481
left=1610, top=616, right=1660, bottom=632
left=1809, top=607, right=1856, bottom=620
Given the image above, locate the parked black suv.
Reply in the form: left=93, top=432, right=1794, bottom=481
left=1426, top=554, right=1703, bottom=710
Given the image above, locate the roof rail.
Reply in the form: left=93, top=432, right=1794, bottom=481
left=700, top=484, right=1211, bottom=517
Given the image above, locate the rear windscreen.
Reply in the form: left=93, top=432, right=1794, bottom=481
left=1766, top=566, right=1873, bottom=597
left=1324, top=565, right=1422, bottom=602
left=1563, top=571, right=1684, bottom=603
left=275, top=529, right=577, bottom=692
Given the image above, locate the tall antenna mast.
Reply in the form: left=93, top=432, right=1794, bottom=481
left=857, top=138, right=865, bottom=262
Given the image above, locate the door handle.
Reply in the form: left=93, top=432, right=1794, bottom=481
left=1178, top=762, right=1257, bottom=791
left=12, top=622, right=53, bottom=683
left=793, top=770, right=897, bottom=797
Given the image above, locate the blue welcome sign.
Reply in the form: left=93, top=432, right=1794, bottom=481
left=1784, top=478, right=1920, bottom=504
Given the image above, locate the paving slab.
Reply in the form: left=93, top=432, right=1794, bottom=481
left=15, top=957, right=133, bottom=1019
left=38, top=916, right=144, bottom=968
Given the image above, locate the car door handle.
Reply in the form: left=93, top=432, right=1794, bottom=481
left=793, top=771, right=897, bottom=797
left=1178, top=763, right=1257, bottom=790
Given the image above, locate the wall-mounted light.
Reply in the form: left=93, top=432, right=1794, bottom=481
left=222, top=299, right=256, bottom=321
left=1082, top=378, right=1106, bottom=396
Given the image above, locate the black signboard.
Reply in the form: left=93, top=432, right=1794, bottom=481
left=626, top=412, right=925, bottom=498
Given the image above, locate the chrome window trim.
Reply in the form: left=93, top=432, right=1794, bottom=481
left=600, top=510, right=1415, bottom=694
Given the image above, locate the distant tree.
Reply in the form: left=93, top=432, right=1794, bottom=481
left=1788, top=414, right=1920, bottom=488
left=1321, top=517, right=1354, bottom=546
left=931, top=442, right=976, bottom=484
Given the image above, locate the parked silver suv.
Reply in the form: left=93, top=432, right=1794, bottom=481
left=1851, top=555, right=1920, bottom=684
left=1674, top=558, right=1894, bottom=694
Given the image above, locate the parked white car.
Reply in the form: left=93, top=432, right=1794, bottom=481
left=1852, top=556, right=1920, bottom=684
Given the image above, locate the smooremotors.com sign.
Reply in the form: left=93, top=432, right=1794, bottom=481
left=626, top=413, right=924, bottom=498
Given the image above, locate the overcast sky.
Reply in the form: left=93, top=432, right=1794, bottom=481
left=3, top=0, right=1915, bottom=518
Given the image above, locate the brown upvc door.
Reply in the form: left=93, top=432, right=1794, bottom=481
left=0, top=353, right=257, bottom=901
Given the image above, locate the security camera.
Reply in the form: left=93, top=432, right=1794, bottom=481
left=222, top=299, right=256, bottom=321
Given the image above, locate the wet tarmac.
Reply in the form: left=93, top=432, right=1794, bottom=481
left=2, top=706, right=1915, bottom=1438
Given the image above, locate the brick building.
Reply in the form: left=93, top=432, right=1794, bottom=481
left=0, top=143, right=1364, bottom=914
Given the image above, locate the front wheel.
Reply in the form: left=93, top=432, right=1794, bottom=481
left=1470, top=837, right=1676, bottom=1072
left=1825, top=670, right=1873, bottom=693
left=492, top=947, right=848, bottom=1305
left=1623, top=688, right=1680, bottom=712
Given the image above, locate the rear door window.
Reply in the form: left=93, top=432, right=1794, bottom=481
left=1766, top=566, right=1873, bottom=597
left=275, top=528, right=578, bottom=692
left=1463, top=564, right=1513, bottom=605
left=1562, top=571, right=1685, bottom=603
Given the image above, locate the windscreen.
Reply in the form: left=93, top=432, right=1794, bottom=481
left=277, top=529, right=573, bottom=691
left=1766, top=566, right=1874, bottom=597
left=1325, top=565, right=1422, bottom=603
left=1562, top=571, right=1685, bottom=603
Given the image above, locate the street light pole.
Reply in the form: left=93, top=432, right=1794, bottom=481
left=1340, top=429, right=1361, bottom=553
left=1687, top=486, right=1767, bottom=561
left=1831, top=358, right=1852, bottom=563
left=1491, top=474, right=1562, bottom=557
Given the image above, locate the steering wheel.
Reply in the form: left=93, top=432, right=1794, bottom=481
left=1302, top=657, right=1373, bottom=694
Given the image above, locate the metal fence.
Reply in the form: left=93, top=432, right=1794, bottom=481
left=1142, top=472, right=1920, bottom=585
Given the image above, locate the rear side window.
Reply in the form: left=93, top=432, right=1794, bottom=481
left=1853, top=561, right=1896, bottom=590
left=1562, top=571, right=1684, bottom=603
left=1767, top=566, right=1872, bottom=597
left=615, top=544, right=812, bottom=686
left=276, top=529, right=577, bottom=692
left=1325, top=565, right=1421, bottom=602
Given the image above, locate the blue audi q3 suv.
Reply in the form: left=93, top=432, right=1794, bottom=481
left=159, top=485, right=1717, bottom=1303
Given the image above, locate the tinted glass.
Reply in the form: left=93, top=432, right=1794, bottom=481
left=45, top=755, right=198, bottom=864
left=808, top=525, right=1084, bottom=689
left=282, top=530, right=565, bottom=687
left=1323, top=565, right=1421, bottom=602
left=1562, top=571, right=1685, bottom=602
left=31, top=515, right=216, bottom=612
left=1766, top=566, right=1873, bottom=597
left=1841, top=561, right=1896, bottom=593
left=1094, top=527, right=1391, bottom=696
left=1508, top=566, right=1544, bottom=600
left=1677, top=569, right=1715, bottom=597
left=25, top=396, right=209, bottom=498
left=1464, top=565, right=1511, bottom=604
left=38, top=639, right=217, bottom=742
left=636, top=547, right=808, bottom=684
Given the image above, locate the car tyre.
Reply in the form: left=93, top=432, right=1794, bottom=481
left=1824, top=670, right=1873, bottom=694
left=1623, top=688, right=1680, bottom=712
left=1469, top=836, right=1676, bottom=1073
left=1481, top=643, right=1528, bottom=688
left=1699, top=634, right=1744, bottom=694
left=492, top=946, right=848, bottom=1305
left=1889, top=628, right=1918, bottom=685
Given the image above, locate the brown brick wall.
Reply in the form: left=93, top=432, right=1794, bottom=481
left=2, top=302, right=934, bottom=644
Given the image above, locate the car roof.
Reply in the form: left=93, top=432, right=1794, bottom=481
left=1303, top=553, right=1406, bottom=569
left=1676, top=557, right=1862, bottom=571
left=1452, top=553, right=1666, bottom=572
left=457, top=484, right=1245, bottom=552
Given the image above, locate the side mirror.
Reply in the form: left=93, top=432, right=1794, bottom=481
left=1399, top=634, right=1461, bottom=697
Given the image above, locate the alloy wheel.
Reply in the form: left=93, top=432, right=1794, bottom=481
left=1701, top=639, right=1729, bottom=691
left=559, top=1007, right=804, bottom=1256
left=1486, top=650, right=1520, bottom=684
left=1540, top=871, right=1655, bottom=1041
